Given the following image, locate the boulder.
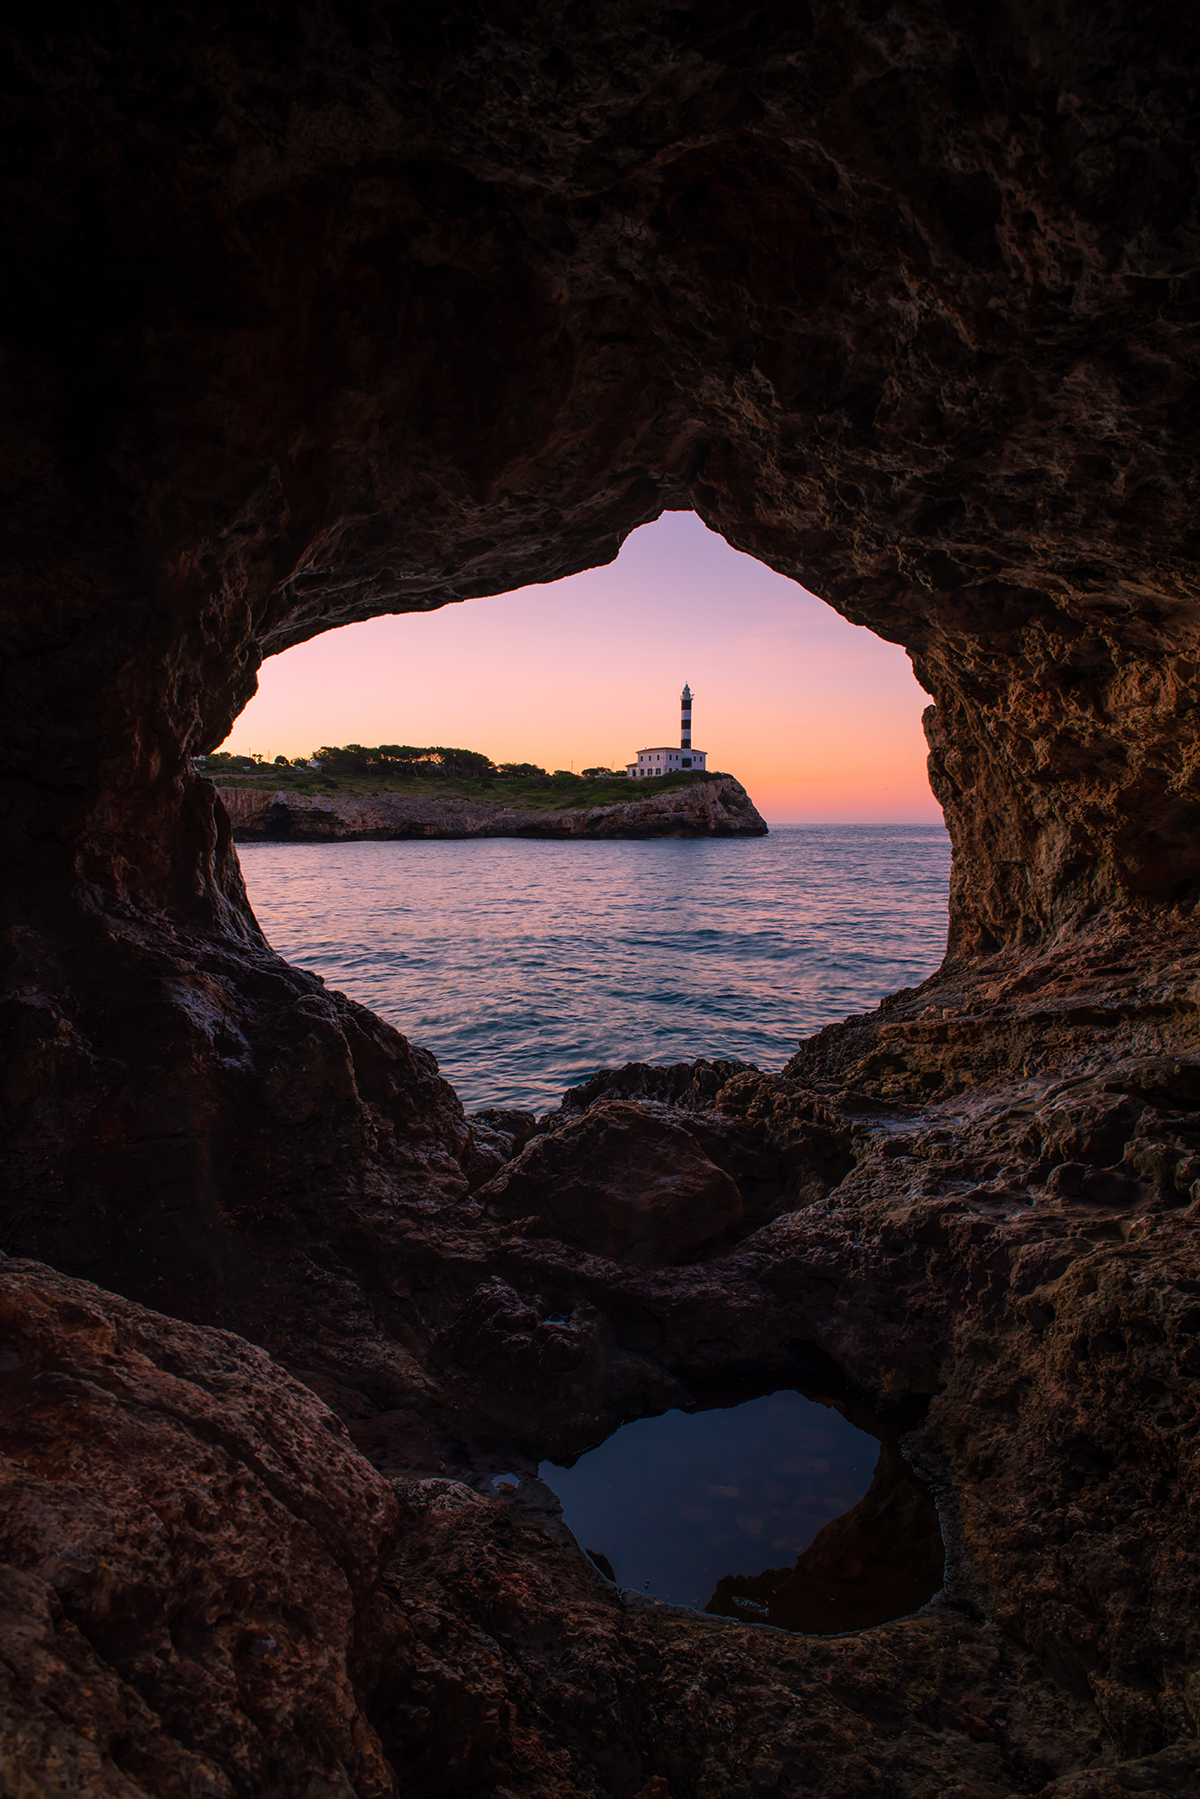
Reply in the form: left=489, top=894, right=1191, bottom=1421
left=476, top=1100, right=742, bottom=1267
left=463, top=1108, right=542, bottom=1189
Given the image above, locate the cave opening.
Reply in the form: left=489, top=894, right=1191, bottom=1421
left=7, top=8, right=1200, bottom=1789
left=212, top=511, right=950, bottom=1110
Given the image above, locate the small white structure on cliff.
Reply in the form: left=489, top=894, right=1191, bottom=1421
left=626, top=683, right=708, bottom=777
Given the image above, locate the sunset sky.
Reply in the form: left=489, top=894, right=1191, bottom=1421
left=221, top=511, right=942, bottom=824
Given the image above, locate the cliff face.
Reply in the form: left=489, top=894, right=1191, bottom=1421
left=4, top=6, right=1200, bottom=1796
left=220, top=775, right=767, bottom=841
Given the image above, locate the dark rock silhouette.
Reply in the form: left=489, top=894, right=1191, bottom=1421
left=3, top=3, right=1200, bottom=1795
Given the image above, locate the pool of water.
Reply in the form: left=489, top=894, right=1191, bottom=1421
left=539, top=1389, right=944, bottom=1633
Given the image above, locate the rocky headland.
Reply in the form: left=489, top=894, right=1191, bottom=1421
left=219, top=774, right=767, bottom=841
left=5, top=4, right=1200, bottom=1797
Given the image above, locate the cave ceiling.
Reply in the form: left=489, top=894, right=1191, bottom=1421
left=5, top=3, right=1200, bottom=944
left=5, top=7, right=1200, bottom=1798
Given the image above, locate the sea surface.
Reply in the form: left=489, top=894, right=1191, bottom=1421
left=236, top=824, right=951, bottom=1113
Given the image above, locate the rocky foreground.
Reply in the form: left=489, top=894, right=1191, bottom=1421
left=219, top=775, right=767, bottom=841
left=6, top=933, right=1200, bottom=1797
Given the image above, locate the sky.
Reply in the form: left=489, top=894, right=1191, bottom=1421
left=220, top=511, right=942, bottom=825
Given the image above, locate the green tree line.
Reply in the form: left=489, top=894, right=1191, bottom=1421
left=200, top=744, right=618, bottom=782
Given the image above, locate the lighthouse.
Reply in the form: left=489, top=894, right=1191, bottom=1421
left=625, top=681, right=708, bottom=777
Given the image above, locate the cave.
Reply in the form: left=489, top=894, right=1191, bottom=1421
left=3, top=5, right=1200, bottom=1795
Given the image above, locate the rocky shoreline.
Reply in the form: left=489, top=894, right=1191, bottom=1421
left=218, top=773, right=768, bottom=840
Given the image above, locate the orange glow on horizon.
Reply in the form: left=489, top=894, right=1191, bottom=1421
left=221, top=513, right=943, bottom=825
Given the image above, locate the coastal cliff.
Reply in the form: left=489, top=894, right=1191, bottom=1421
left=218, top=773, right=768, bottom=840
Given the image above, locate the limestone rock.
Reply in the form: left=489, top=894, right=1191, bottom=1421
left=555, top=1056, right=758, bottom=1116
left=542, top=1060, right=859, bottom=1231
left=4, top=5, right=1200, bottom=1794
left=221, top=776, right=768, bottom=841
left=463, top=1107, right=542, bottom=1190
left=476, top=1099, right=744, bottom=1266
left=0, top=1260, right=398, bottom=1798
left=6, top=0, right=1200, bottom=1328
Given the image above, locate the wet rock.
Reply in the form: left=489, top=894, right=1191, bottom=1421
left=476, top=1101, right=743, bottom=1266
left=556, top=1057, right=758, bottom=1117
left=472, top=1109, right=542, bottom=1154
left=380, top=1454, right=1100, bottom=1799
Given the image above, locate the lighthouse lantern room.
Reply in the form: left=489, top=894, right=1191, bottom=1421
left=626, top=683, right=708, bottom=777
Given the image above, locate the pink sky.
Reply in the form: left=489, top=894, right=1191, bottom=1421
left=222, top=512, right=942, bottom=824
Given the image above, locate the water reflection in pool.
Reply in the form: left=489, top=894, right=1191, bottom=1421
left=539, top=1389, right=944, bottom=1633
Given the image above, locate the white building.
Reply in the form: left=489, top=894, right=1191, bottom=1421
left=626, top=683, right=708, bottom=778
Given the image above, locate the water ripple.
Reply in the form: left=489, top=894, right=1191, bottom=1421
left=237, top=825, right=951, bottom=1111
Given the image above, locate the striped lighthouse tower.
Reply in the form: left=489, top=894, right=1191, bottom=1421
left=625, top=686, right=706, bottom=776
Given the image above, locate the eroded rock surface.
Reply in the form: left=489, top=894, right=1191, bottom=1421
left=221, top=775, right=767, bottom=841
left=5, top=0, right=1200, bottom=1281
left=4, top=3, right=1200, bottom=1795
left=0, top=1260, right=398, bottom=1798
left=5, top=0, right=1200, bottom=1222
left=476, top=1099, right=744, bottom=1265
left=1, top=875, right=472, bottom=1333
left=5, top=1033, right=1200, bottom=1794
left=706, top=1437, right=947, bottom=1635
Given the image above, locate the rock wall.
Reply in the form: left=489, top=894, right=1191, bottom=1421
left=4, top=6, right=1200, bottom=1796
left=220, top=775, right=767, bottom=840
left=8, top=0, right=1198, bottom=1253
left=3, top=2, right=1200, bottom=958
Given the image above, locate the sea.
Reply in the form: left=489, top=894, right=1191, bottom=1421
left=236, top=825, right=951, bottom=1114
